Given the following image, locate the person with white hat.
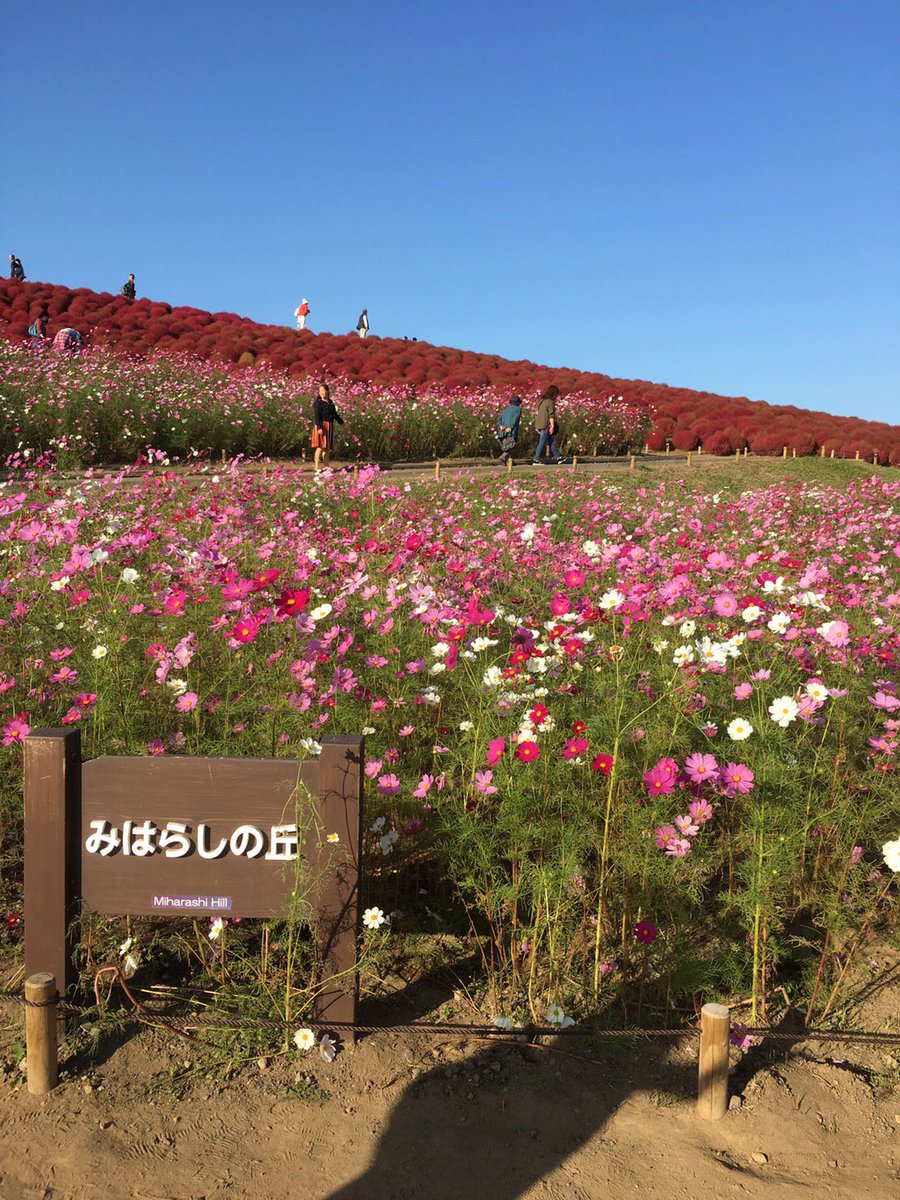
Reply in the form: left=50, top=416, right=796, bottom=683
left=295, top=298, right=310, bottom=331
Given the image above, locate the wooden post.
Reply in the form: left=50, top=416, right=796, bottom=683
left=665, top=443, right=670, bottom=456
left=697, top=1002, right=730, bottom=1120
left=820, top=445, right=826, bottom=457
left=743, top=446, right=748, bottom=457
left=735, top=449, right=740, bottom=461
left=698, top=444, right=703, bottom=455
left=873, top=452, right=878, bottom=466
left=24, top=730, right=81, bottom=1005
left=221, top=449, right=226, bottom=464
left=352, top=465, right=359, bottom=485
left=25, top=973, right=58, bottom=1095
left=644, top=442, right=649, bottom=454
left=830, top=448, right=835, bottom=458
left=687, top=452, right=692, bottom=467
left=782, top=446, right=788, bottom=458
left=309, top=737, right=363, bottom=1042
left=434, top=459, right=441, bottom=480
left=629, top=455, right=635, bottom=475
left=792, top=448, right=796, bottom=458
left=572, top=455, right=578, bottom=470
left=506, top=455, right=513, bottom=474
left=855, top=450, right=860, bottom=460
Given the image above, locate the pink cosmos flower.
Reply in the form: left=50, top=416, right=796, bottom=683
left=869, top=691, right=900, bottom=713
left=147, top=739, right=166, bottom=756
left=561, top=736, right=589, bottom=760
left=364, top=758, right=383, bottom=778
left=817, top=619, right=849, bottom=648
left=175, top=691, right=199, bottom=712
left=398, top=724, right=415, bottom=737
left=721, top=762, right=755, bottom=796
left=684, top=752, right=718, bottom=784
left=377, top=773, right=401, bottom=795
left=655, top=824, right=678, bottom=849
left=734, top=683, right=753, bottom=700
left=563, top=569, right=585, bottom=588
left=591, top=753, right=614, bottom=775
left=730, top=1022, right=753, bottom=1050
left=473, top=769, right=498, bottom=796
left=849, top=845, right=864, bottom=864
left=665, top=837, right=692, bottom=858
left=230, top=616, right=259, bottom=644
left=2, top=714, right=29, bottom=746
left=713, top=592, right=738, bottom=617
left=486, top=737, right=506, bottom=766
left=550, top=592, right=571, bottom=616
left=674, top=814, right=700, bottom=838
left=689, top=797, right=714, bottom=824
left=644, top=763, right=675, bottom=795
left=412, top=773, right=434, bottom=798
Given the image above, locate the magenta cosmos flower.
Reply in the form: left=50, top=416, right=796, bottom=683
left=515, top=740, right=540, bottom=763
left=684, top=752, right=718, bottom=785
left=634, top=919, right=658, bottom=944
left=2, top=714, right=30, bottom=746
left=713, top=592, right=738, bottom=617
left=644, top=762, right=676, bottom=795
left=377, top=773, right=401, bottom=795
left=486, top=736, right=506, bottom=766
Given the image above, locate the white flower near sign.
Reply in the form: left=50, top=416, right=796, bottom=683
left=326, top=832, right=340, bottom=844
left=363, top=906, right=386, bottom=930
left=319, top=1034, right=337, bottom=1062
left=118, top=936, right=134, bottom=957
left=492, top=1016, right=513, bottom=1029
left=883, top=838, right=900, bottom=872
left=369, top=816, right=386, bottom=833
left=208, top=917, right=225, bottom=941
left=121, top=952, right=140, bottom=979
left=546, top=1004, right=575, bottom=1028
left=91, top=645, right=109, bottom=660
left=298, top=738, right=322, bottom=756
left=293, top=1027, right=315, bottom=1051
left=379, top=831, right=399, bottom=856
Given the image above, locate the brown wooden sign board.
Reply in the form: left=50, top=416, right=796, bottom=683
left=24, top=729, right=363, bottom=1035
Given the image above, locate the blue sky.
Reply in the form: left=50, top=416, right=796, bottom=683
left=4, top=1, right=898, bottom=421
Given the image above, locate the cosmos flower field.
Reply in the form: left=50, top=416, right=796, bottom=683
left=1, top=459, right=898, bottom=1026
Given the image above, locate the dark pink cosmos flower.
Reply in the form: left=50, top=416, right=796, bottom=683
left=486, top=737, right=506, bottom=765
left=634, top=919, right=658, bottom=944
left=591, top=753, right=613, bottom=775
left=515, top=740, right=540, bottom=763
left=230, top=616, right=259, bottom=644
left=2, top=713, right=29, bottom=746
left=721, top=763, right=755, bottom=796
left=563, top=569, right=585, bottom=588
left=644, top=763, right=675, bottom=795
left=277, top=588, right=310, bottom=617
left=561, top=736, right=589, bottom=760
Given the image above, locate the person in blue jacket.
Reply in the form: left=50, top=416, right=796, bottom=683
left=496, top=395, right=524, bottom=465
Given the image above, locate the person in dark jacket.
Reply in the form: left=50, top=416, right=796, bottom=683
left=311, top=382, right=344, bottom=469
left=9, top=255, right=25, bottom=281
left=532, top=384, right=567, bottom=465
left=496, top=395, right=524, bottom=465
left=356, top=309, right=369, bottom=338
left=122, top=274, right=136, bottom=300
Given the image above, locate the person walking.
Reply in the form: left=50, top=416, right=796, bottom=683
left=356, top=308, right=369, bottom=339
left=496, top=395, right=524, bottom=465
left=295, top=298, right=310, bottom=331
left=311, top=381, right=343, bottom=469
left=532, top=384, right=567, bottom=465
left=9, top=254, right=25, bottom=281
left=122, top=273, right=136, bottom=300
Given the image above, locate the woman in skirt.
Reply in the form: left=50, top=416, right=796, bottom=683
left=311, top=382, right=343, bottom=469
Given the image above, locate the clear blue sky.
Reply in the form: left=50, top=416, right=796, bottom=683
left=4, top=1, right=898, bottom=421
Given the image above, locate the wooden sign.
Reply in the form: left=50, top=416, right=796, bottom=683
left=24, top=729, right=363, bottom=1031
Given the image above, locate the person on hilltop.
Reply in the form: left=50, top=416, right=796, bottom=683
left=27, top=308, right=49, bottom=349
left=356, top=308, right=369, bottom=339
left=311, top=381, right=344, bottom=470
left=295, top=298, right=310, bottom=331
left=122, top=273, right=136, bottom=300
left=496, top=395, right=524, bottom=466
left=9, top=254, right=25, bottom=281
left=532, top=384, right=568, bottom=465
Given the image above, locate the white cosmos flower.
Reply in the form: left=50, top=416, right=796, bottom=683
left=369, top=816, right=386, bottom=833
left=599, top=589, right=625, bottom=610
left=471, top=636, right=497, bottom=652
left=91, top=645, right=109, bottom=659
left=768, top=696, right=799, bottom=727
left=652, top=639, right=670, bottom=653
left=582, top=540, right=601, bottom=559
left=166, top=677, right=188, bottom=696
left=309, top=603, right=332, bottom=621
left=883, top=838, right=900, bottom=872
left=762, top=577, right=785, bottom=594
left=299, top=738, right=323, bottom=755
left=326, top=832, right=340, bottom=844
left=431, top=641, right=450, bottom=658
left=458, top=720, right=474, bottom=731
left=806, top=680, right=829, bottom=702
left=678, top=620, right=696, bottom=637
left=520, top=523, right=536, bottom=543
left=428, top=662, right=446, bottom=675
left=121, top=953, right=140, bottom=979
left=293, top=1027, right=315, bottom=1051
left=120, top=567, right=140, bottom=584
left=767, top=612, right=791, bottom=634
left=727, top=717, right=753, bottom=741
left=483, top=666, right=504, bottom=687
left=362, top=726, right=376, bottom=736
left=50, top=576, right=70, bottom=591
left=363, top=906, right=387, bottom=930
left=742, top=605, right=762, bottom=623
left=379, top=831, right=399, bottom=856
left=546, top=1004, right=575, bottom=1028
left=208, top=917, right=225, bottom=941
left=673, top=644, right=695, bottom=666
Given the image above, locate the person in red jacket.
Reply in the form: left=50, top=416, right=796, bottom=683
left=295, top=298, right=310, bottom=331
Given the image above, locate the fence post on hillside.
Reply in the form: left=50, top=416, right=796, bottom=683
left=830, top=448, right=835, bottom=458
left=697, top=444, right=703, bottom=456
left=697, top=1002, right=730, bottom=1120
left=572, top=456, right=578, bottom=470
left=25, top=973, right=58, bottom=1095
left=782, top=446, right=788, bottom=458
left=687, top=452, right=692, bottom=468
left=629, top=455, right=635, bottom=475
left=855, top=450, right=860, bottom=460
left=820, top=445, right=825, bottom=457
left=735, top=449, right=740, bottom=462
left=792, top=448, right=797, bottom=458
left=352, top=465, right=359, bottom=485
left=506, top=456, right=513, bottom=475
left=435, top=459, right=441, bottom=480
left=873, top=452, right=879, bottom=466
left=743, top=446, right=748, bottom=457
left=644, top=442, right=649, bottom=454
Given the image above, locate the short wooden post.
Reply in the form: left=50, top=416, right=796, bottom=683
left=855, top=450, right=860, bottom=460
left=697, top=444, right=703, bottom=455
left=309, top=737, right=363, bottom=1042
left=820, top=445, right=825, bottom=457
left=435, top=459, right=441, bottom=480
left=792, top=448, right=797, bottom=458
left=221, top=449, right=226, bottom=464
left=735, top=449, right=740, bottom=461
left=644, top=442, right=649, bottom=454
left=697, top=1002, right=730, bottom=1120
left=352, top=465, right=359, bottom=485
left=665, top=443, right=670, bottom=456
left=506, top=455, right=513, bottom=474
left=24, top=730, right=81, bottom=1005
left=830, top=448, right=835, bottom=458
left=782, top=446, right=788, bottom=458
left=873, top=452, right=878, bottom=466
left=572, top=455, right=578, bottom=470
left=629, top=455, right=635, bottom=474
left=743, top=446, right=748, bottom=457
left=25, top=973, right=58, bottom=1095
left=687, top=452, right=692, bottom=467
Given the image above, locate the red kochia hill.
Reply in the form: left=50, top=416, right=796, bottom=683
left=2, top=279, right=898, bottom=462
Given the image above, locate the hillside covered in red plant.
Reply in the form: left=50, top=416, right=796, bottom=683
left=2, top=278, right=898, bottom=462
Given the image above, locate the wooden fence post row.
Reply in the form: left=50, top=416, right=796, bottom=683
left=23, top=732, right=364, bottom=1088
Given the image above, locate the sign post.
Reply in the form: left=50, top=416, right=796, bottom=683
left=24, top=732, right=363, bottom=1038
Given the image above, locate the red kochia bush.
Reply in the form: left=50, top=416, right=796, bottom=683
left=1, top=278, right=898, bottom=458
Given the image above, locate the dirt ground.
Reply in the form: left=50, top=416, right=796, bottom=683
left=1, top=994, right=898, bottom=1200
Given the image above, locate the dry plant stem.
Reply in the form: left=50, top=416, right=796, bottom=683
left=805, top=927, right=831, bottom=1025
left=818, top=878, right=894, bottom=1023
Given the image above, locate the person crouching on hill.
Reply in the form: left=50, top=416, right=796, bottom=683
left=311, top=382, right=343, bottom=470
left=496, top=395, right=524, bottom=465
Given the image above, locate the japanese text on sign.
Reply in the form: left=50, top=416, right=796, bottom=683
left=84, top=820, right=300, bottom=861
